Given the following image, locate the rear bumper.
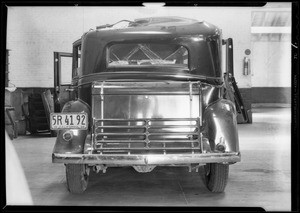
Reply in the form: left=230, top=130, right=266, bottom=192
left=52, top=152, right=241, bottom=165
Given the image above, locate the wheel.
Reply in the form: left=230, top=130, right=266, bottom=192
left=66, top=164, right=89, bottom=193
left=203, top=163, right=229, bottom=192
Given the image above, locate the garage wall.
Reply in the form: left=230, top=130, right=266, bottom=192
left=251, top=39, right=291, bottom=104
left=252, top=40, right=291, bottom=88
left=6, top=7, right=84, bottom=87
left=7, top=6, right=252, bottom=88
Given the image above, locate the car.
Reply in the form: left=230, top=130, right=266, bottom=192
left=51, top=16, right=247, bottom=193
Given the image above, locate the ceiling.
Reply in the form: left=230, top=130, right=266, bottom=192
left=252, top=11, right=291, bottom=27
left=251, top=9, right=291, bottom=41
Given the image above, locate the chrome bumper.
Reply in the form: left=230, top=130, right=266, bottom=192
left=52, top=152, right=241, bottom=165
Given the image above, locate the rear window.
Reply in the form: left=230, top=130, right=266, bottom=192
left=107, top=43, right=188, bottom=68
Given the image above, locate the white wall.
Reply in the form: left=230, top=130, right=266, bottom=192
left=251, top=40, right=291, bottom=87
left=7, top=7, right=83, bottom=87
left=7, top=6, right=253, bottom=88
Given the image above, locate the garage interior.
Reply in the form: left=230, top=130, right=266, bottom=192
left=4, top=3, right=293, bottom=211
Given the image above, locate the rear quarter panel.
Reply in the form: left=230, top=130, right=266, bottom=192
left=202, top=99, right=239, bottom=152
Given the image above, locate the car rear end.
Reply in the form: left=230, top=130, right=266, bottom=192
left=53, top=80, right=240, bottom=167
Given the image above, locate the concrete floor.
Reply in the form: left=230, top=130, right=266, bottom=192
left=9, top=107, right=291, bottom=210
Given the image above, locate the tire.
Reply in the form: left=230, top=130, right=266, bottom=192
left=203, top=163, right=229, bottom=193
left=66, top=164, right=89, bottom=193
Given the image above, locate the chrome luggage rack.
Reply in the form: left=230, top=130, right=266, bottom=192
left=93, top=117, right=203, bottom=155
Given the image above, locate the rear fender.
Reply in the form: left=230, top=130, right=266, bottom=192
left=202, top=99, right=239, bottom=152
left=52, top=99, right=91, bottom=154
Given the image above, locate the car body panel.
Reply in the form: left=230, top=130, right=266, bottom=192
left=52, top=17, right=241, bottom=167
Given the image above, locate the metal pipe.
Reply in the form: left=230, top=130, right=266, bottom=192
left=95, top=140, right=200, bottom=143
left=95, top=147, right=201, bottom=150
left=100, top=82, right=104, bottom=132
left=189, top=81, right=193, bottom=139
left=53, top=52, right=60, bottom=112
left=53, top=152, right=241, bottom=165
left=199, top=82, right=203, bottom=127
left=96, top=125, right=197, bottom=129
left=95, top=118, right=198, bottom=122
left=226, top=38, right=234, bottom=76
left=95, top=132, right=199, bottom=136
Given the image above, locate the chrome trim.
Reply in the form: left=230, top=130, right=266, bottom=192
left=93, top=117, right=201, bottom=155
left=100, top=82, right=104, bottom=125
left=199, top=83, right=203, bottom=126
left=92, top=81, right=201, bottom=95
left=52, top=152, right=241, bottom=165
left=199, top=130, right=204, bottom=155
left=77, top=72, right=223, bottom=87
left=91, top=85, right=96, bottom=154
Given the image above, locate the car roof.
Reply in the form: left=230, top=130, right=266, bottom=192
left=87, top=16, right=220, bottom=39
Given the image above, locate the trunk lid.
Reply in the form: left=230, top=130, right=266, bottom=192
left=91, top=81, right=203, bottom=155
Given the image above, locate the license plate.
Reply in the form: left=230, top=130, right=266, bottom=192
left=50, top=113, right=88, bottom=130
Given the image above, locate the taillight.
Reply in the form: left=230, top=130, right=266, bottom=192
left=62, top=131, right=73, bottom=142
